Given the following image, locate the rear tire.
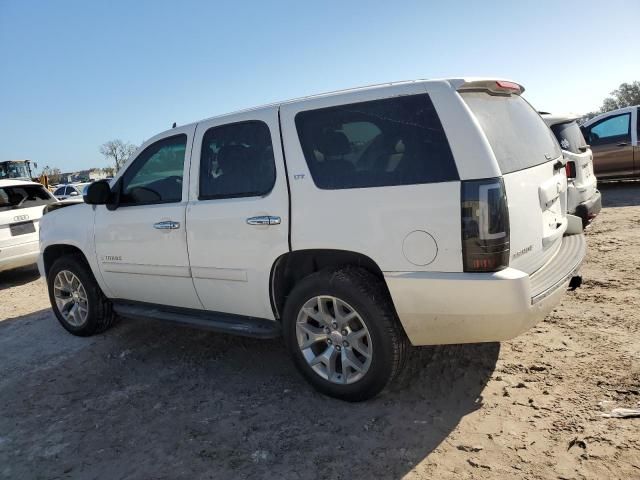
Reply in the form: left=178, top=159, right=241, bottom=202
left=47, top=255, right=116, bottom=336
left=283, top=267, right=409, bottom=401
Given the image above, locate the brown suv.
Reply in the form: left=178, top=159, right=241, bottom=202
left=581, top=106, right=639, bottom=179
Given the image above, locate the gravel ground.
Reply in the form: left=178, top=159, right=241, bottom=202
left=0, top=182, right=639, bottom=480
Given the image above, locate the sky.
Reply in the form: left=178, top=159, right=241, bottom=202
left=1, top=0, right=639, bottom=172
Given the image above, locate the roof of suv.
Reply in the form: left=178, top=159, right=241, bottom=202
left=152, top=77, right=522, bottom=139
left=540, top=113, right=581, bottom=127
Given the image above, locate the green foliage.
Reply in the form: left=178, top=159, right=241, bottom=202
left=599, top=81, right=640, bottom=113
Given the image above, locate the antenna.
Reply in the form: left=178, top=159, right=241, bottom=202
left=172, top=122, right=177, bottom=128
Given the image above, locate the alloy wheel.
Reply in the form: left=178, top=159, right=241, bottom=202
left=53, top=270, right=89, bottom=327
left=296, top=295, right=372, bottom=384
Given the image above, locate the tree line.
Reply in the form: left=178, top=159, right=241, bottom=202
left=580, top=81, right=640, bottom=123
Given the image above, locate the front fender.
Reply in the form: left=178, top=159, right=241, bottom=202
left=39, top=204, right=114, bottom=298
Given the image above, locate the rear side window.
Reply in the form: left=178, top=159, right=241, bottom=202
left=295, top=93, right=458, bottom=189
left=0, top=185, right=56, bottom=212
left=550, top=121, right=587, bottom=154
left=461, top=92, right=561, bottom=174
left=199, top=121, right=276, bottom=200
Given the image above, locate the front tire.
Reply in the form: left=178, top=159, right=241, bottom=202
left=283, top=267, right=409, bottom=401
left=47, top=255, right=116, bottom=336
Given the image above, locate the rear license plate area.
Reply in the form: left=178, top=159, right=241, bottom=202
left=10, top=221, right=35, bottom=236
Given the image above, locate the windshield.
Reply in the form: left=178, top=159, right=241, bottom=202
left=0, top=185, right=56, bottom=212
left=460, top=92, right=561, bottom=174
left=0, top=162, right=32, bottom=180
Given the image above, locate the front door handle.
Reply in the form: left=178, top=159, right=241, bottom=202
left=153, top=220, right=180, bottom=230
left=617, top=142, right=629, bottom=147
left=246, top=216, right=281, bottom=226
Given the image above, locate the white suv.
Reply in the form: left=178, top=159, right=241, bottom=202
left=542, top=113, right=601, bottom=227
left=38, top=78, right=586, bottom=401
left=1, top=179, right=57, bottom=272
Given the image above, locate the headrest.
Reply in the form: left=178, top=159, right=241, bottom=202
left=217, top=145, right=248, bottom=171
left=318, top=130, right=350, bottom=156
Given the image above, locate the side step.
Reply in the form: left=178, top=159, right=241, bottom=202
left=113, top=301, right=281, bottom=339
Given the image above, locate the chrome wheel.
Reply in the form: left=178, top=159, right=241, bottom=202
left=296, top=296, right=372, bottom=384
left=53, top=270, right=89, bottom=327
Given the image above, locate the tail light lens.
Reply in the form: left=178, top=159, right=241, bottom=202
left=565, top=161, right=576, bottom=179
left=461, top=178, right=510, bottom=272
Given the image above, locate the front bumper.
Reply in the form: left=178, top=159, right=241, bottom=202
left=384, top=234, right=586, bottom=346
left=574, top=190, right=602, bottom=228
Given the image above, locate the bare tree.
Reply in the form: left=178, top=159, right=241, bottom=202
left=100, top=140, right=137, bottom=172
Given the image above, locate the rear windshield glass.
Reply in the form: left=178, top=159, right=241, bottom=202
left=295, top=93, right=458, bottom=190
left=461, top=92, right=561, bottom=174
left=0, top=185, right=56, bottom=212
left=550, top=121, right=587, bottom=154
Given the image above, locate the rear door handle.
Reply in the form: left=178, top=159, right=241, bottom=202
left=153, top=220, right=180, bottom=230
left=246, top=216, right=281, bottom=226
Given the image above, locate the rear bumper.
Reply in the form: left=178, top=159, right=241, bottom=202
left=384, top=234, right=586, bottom=346
left=574, top=190, right=602, bottom=228
left=0, top=240, right=39, bottom=272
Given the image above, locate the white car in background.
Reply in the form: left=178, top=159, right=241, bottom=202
left=0, top=179, right=57, bottom=272
left=53, top=182, right=91, bottom=201
left=542, top=113, right=601, bottom=228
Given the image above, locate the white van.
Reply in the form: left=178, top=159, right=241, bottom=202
left=38, top=78, right=586, bottom=400
left=1, top=180, right=57, bottom=272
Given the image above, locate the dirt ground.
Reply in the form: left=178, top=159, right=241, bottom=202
left=1, top=183, right=639, bottom=480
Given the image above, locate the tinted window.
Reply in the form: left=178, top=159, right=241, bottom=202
left=199, top=121, right=276, bottom=199
left=586, top=113, right=631, bottom=145
left=461, top=92, right=561, bottom=173
left=0, top=185, right=56, bottom=212
left=120, top=134, right=187, bottom=205
left=295, top=94, right=458, bottom=189
left=53, top=186, right=66, bottom=196
left=550, top=121, right=587, bottom=154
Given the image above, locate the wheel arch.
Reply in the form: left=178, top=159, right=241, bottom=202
left=269, top=249, right=390, bottom=320
left=42, top=243, right=90, bottom=278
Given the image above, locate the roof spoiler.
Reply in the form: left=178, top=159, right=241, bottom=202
left=456, top=80, right=524, bottom=95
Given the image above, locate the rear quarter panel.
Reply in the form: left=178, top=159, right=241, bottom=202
left=280, top=81, right=498, bottom=273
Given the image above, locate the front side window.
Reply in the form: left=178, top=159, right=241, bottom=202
left=199, top=121, right=276, bottom=199
left=295, top=93, right=458, bottom=190
left=0, top=185, right=56, bottom=212
left=120, top=134, right=187, bottom=205
left=550, top=121, right=587, bottom=154
left=53, top=186, right=66, bottom=196
left=586, top=113, right=631, bottom=145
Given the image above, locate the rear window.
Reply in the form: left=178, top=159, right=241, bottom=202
left=0, top=185, right=56, bottom=212
left=550, top=121, right=587, bottom=154
left=461, top=92, right=561, bottom=174
left=295, top=93, right=458, bottom=189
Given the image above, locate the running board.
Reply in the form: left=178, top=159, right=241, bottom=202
left=112, top=301, right=281, bottom=339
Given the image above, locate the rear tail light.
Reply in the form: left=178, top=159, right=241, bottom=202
left=565, top=161, right=576, bottom=179
left=461, top=178, right=510, bottom=272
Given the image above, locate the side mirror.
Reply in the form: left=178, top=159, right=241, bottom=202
left=69, top=191, right=79, bottom=197
left=84, top=180, right=112, bottom=205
